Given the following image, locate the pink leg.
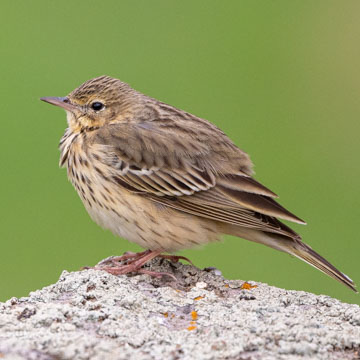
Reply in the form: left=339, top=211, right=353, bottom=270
left=86, top=249, right=194, bottom=280
left=91, top=250, right=177, bottom=280
left=97, top=250, right=151, bottom=266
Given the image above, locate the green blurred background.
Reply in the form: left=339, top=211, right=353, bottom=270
left=1, top=1, right=359, bottom=305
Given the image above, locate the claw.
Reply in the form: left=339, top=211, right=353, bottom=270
left=97, top=250, right=150, bottom=266
left=86, top=249, right=194, bottom=281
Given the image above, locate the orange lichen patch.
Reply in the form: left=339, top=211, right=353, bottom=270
left=171, top=314, right=175, bottom=318
left=224, top=284, right=229, bottom=288
left=190, top=321, right=196, bottom=325
left=241, top=282, right=257, bottom=290
left=163, top=312, right=168, bottom=318
left=194, top=295, right=205, bottom=301
left=187, top=325, right=196, bottom=331
left=191, top=311, right=198, bottom=320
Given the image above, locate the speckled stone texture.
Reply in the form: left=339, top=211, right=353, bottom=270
left=0, top=258, right=359, bottom=360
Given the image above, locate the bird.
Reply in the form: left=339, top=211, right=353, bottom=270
left=41, top=75, right=356, bottom=291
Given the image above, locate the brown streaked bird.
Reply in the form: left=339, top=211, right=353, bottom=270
left=41, top=75, right=356, bottom=291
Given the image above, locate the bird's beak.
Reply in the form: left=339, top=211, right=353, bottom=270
left=40, top=97, right=77, bottom=112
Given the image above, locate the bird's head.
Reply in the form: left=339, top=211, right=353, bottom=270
left=41, top=75, right=138, bottom=132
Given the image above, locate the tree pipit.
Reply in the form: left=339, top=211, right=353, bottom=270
left=41, top=76, right=356, bottom=291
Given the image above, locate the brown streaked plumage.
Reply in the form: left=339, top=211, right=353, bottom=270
left=41, top=75, right=356, bottom=292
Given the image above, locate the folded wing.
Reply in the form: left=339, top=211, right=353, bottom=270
left=90, top=120, right=305, bottom=240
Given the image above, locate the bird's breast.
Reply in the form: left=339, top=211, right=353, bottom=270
left=58, top=130, right=221, bottom=252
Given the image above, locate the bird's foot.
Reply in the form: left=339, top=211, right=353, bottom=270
left=96, top=250, right=150, bottom=267
left=84, top=249, right=180, bottom=281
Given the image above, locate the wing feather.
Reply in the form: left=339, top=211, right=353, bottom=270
left=90, top=120, right=305, bottom=239
left=217, top=175, right=278, bottom=197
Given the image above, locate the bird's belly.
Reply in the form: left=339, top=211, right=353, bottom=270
left=82, top=193, right=220, bottom=252
left=84, top=200, right=141, bottom=245
left=77, top=183, right=220, bottom=252
left=65, top=149, right=220, bottom=252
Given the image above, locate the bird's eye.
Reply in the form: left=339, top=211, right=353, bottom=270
left=91, top=102, right=105, bottom=111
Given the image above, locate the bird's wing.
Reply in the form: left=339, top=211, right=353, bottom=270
left=90, top=119, right=305, bottom=239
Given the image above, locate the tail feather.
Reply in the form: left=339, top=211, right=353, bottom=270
left=290, top=242, right=356, bottom=292
left=223, top=225, right=357, bottom=292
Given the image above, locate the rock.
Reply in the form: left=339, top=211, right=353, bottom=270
left=0, top=258, right=359, bottom=360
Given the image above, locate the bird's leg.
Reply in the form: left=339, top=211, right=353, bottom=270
left=96, top=250, right=151, bottom=266
left=86, top=250, right=193, bottom=280
left=91, top=249, right=160, bottom=275
left=89, top=249, right=176, bottom=280
left=95, top=251, right=193, bottom=268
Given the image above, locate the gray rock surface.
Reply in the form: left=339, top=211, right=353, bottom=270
left=0, top=258, right=359, bottom=360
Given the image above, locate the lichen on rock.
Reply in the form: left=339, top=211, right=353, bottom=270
left=0, top=258, right=359, bottom=359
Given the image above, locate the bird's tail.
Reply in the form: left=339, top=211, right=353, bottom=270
left=222, top=225, right=357, bottom=292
